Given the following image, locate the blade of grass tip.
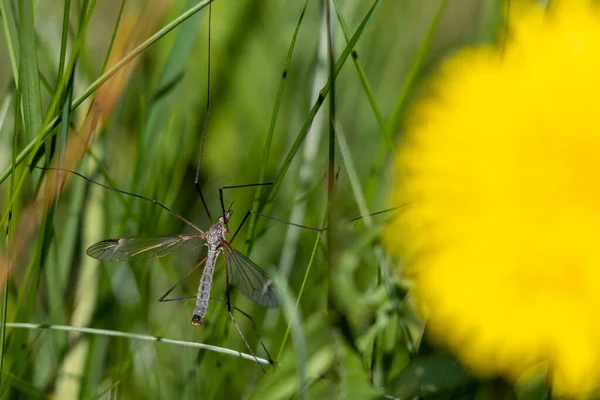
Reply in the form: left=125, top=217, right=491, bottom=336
left=270, top=273, right=307, bottom=400
left=0, top=0, right=20, bottom=84
left=245, top=0, right=309, bottom=255
left=19, top=0, right=44, bottom=142
left=257, top=0, right=384, bottom=226
left=0, top=0, right=215, bottom=186
left=133, top=0, right=204, bottom=194
left=3, top=323, right=271, bottom=365
left=332, top=0, right=395, bottom=156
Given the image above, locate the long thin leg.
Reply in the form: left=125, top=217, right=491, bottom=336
left=37, top=166, right=203, bottom=233
left=346, top=206, right=404, bottom=223
left=159, top=257, right=207, bottom=302
left=229, top=206, right=402, bottom=245
left=218, top=182, right=274, bottom=225
left=224, top=256, right=268, bottom=375
left=231, top=306, right=274, bottom=365
left=229, top=209, right=325, bottom=245
left=194, top=3, right=214, bottom=224
left=211, top=298, right=274, bottom=365
left=194, top=182, right=213, bottom=224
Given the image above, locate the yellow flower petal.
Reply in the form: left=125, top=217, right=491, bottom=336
left=386, top=1, right=600, bottom=397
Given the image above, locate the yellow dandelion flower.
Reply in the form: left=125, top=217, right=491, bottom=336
left=386, top=1, right=600, bottom=397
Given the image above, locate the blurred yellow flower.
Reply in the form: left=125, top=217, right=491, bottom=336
left=386, top=0, right=600, bottom=397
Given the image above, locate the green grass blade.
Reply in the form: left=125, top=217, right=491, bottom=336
left=56, top=0, right=71, bottom=80
left=101, top=0, right=127, bottom=73
left=245, top=0, right=309, bottom=254
left=4, top=323, right=271, bottom=364
left=0, top=0, right=20, bottom=84
left=334, top=123, right=371, bottom=225
left=0, top=91, right=12, bottom=133
left=18, top=0, right=43, bottom=141
left=332, top=0, right=394, bottom=155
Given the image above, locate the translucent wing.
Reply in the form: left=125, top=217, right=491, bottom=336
left=87, top=234, right=204, bottom=261
left=223, top=244, right=279, bottom=308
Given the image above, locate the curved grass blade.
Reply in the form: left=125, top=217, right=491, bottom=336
left=223, top=244, right=278, bottom=308
left=4, top=323, right=270, bottom=365
left=87, top=233, right=204, bottom=261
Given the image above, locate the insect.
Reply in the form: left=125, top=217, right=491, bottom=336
left=57, top=165, right=279, bottom=373
left=84, top=206, right=279, bottom=326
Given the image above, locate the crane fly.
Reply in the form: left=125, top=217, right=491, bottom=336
left=85, top=205, right=279, bottom=326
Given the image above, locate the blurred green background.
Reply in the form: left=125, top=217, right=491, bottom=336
left=0, top=0, right=530, bottom=399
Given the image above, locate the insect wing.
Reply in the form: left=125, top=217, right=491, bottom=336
left=223, top=245, right=279, bottom=308
left=87, top=234, right=202, bottom=261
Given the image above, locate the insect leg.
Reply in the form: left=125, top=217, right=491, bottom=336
left=36, top=166, right=203, bottom=233
left=223, top=255, right=269, bottom=375
left=218, top=182, right=274, bottom=227
left=194, top=3, right=214, bottom=224
left=210, top=298, right=275, bottom=365
left=159, top=257, right=207, bottom=303
left=229, top=209, right=324, bottom=245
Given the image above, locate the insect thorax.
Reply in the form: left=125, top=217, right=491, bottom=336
left=205, top=220, right=228, bottom=247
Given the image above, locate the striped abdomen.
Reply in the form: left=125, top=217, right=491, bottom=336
left=190, top=247, right=219, bottom=326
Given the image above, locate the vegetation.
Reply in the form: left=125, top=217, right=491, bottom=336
left=0, top=0, right=523, bottom=398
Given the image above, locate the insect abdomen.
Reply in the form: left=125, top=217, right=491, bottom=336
left=191, top=248, right=219, bottom=326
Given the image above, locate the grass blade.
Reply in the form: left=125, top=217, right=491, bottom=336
left=0, top=0, right=20, bottom=84
left=4, top=323, right=271, bottom=365
left=332, top=0, right=394, bottom=155
left=18, top=0, right=43, bottom=141
left=245, top=0, right=309, bottom=255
